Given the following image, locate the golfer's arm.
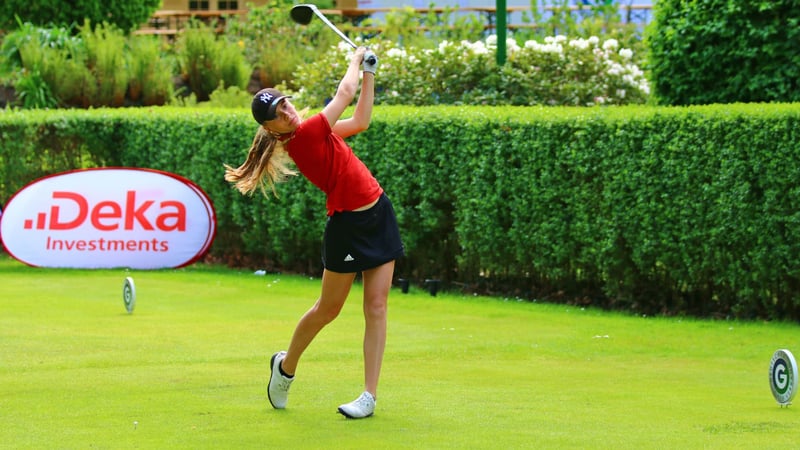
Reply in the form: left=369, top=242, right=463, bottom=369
left=334, top=72, right=373, bottom=138
left=323, top=55, right=361, bottom=129
left=352, top=72, right=374, bottom=127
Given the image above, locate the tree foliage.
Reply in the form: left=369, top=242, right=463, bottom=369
left=0, top=0, right=161, bottom=33
left=646, top=0, right=800, bottom=105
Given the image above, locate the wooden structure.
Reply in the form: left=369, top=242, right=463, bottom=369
left=319, top=4, right=653, bottom=32
left=135, top=2, right=653, bottom=37
left=158, top=0, right=268, bottom=11
left=135, top=0, right=268, bottom=36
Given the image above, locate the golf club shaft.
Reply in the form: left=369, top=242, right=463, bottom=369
left=311, top=7, right=358, bottom=49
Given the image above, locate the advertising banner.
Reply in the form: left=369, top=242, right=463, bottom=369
left=0, top=168, right=216, bottom=269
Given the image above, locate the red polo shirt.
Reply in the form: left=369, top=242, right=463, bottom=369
left=286, top=113, right=383, bottom=216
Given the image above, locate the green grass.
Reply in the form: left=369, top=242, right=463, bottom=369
left=1, top=254, right=798, bottom=449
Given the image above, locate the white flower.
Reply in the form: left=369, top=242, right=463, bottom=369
left=606, top=62, right=623, bottom=76
left=506, top=38, right=520, bottom=53
left=622, top=74, right=637, bottom=85
left=588, top=36, right=600, bottom=46
left=619, top=48, right=633, bottom=60
left=525, top=40, right=563, bottom=54
left=544, top=35, right=568, bottom=45
left=627, top=65, right=644, bottom=77
left=464, top=40, right=489, bottom=55
left=602, top=39, right=619, bottom=50
left=386, top=47, right=406, bottom=58
left=486, top=34, right=498, bottom=47
left=569, top=38, right=590, bottom=50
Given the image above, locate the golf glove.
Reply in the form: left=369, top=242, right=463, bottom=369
left=363, top=51, right=378, bottom=74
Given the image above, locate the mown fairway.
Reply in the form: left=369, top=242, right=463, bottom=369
left=1, top=255, right=798, bottom=449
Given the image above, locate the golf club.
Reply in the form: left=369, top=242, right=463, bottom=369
left=290, top=4, right=377, bottom=65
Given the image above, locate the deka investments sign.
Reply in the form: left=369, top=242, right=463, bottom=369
left=0, top=168, right=216, bottom=269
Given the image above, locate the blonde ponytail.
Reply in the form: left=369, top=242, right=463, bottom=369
left=224, top=126, right=297, bottom=197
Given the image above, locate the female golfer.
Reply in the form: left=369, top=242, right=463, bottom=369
left=224, top=47, right=403, bottom=419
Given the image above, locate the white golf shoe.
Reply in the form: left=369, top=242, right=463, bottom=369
left=337, top=391, right=376, bottom=419
left=268, top=351, right=293, bottom=409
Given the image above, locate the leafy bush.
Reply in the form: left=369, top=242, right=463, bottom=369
left=646, top=0, right=800, bottom=105
left=10, top=21, right=135, bottom=108
left=14, top=68, right=56, bottom=109
left=1, top=21, right=82, bottom=108
left=206, top=85, right=253, bottom=108
left=287, top=35, right=649, bottom=108
left=12, top=28, right=94, bottom=108
left=81, top=21, right=129, bottom=107
left=42, top=48, right=96, bottom=108
left=0, top=20, right=80, bottom=77
left=128, top=36, right=174, bottom=106
left=175, top=21, right=251, bottom=102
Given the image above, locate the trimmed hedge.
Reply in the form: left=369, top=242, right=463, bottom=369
left=2, top=104, right=800, bottom=320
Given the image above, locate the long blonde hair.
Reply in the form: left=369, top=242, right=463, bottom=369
left=224, top=125, right=298, bottom=196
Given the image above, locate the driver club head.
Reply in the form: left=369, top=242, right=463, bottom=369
left=290, top=4, right=315, bottom=25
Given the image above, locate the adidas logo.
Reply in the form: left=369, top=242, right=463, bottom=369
left=344, top=254, right=355, bottom=262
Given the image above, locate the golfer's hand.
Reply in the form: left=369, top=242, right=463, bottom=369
left=352, top=47, right=367, bottom=66
left=362, top=50, right=378, bottom=74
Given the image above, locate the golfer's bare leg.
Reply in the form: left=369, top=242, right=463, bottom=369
left=281, top=269, right=356, bottom=375
left=361, top=260, right=395, bottom=397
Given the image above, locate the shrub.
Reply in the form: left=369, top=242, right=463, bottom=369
left=1, top=21, right=81, bottom=108
left=175, top=21, right=251, bottom=101
left=12, top=28, right=96, bottom=108
left=646, top=0, right=800, bottom=105
left=8, top=21, right=135, bottom=108
left=128, top=36, right=174, bottom=106
left=0, top=20, right=80, bottom=77
left=13, top=38, right=55, bottom=108
left=287, top=35, right=649, bottom=108
left=81, top=21, right=129, bottom=107
left=14, top=68, right=56, bottom=109
left=206, top=85, right=253, bottom=108
left=40, top=46, right=96, bottom=108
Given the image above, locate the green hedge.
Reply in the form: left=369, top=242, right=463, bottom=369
left=2, top=104, right=800, bottom=320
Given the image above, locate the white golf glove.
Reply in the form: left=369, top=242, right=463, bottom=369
left=362, top=51, right=378, bottom=74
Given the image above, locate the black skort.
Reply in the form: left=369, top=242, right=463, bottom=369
left=322, top=193, right=405, bottom=273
